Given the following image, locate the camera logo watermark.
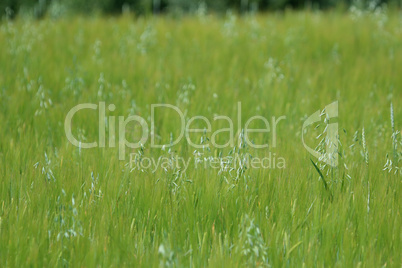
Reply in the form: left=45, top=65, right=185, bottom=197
left=302, top=101, right=338, bottom=167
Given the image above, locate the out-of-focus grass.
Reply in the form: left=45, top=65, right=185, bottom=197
left=0, top=9, right=401, bottom=267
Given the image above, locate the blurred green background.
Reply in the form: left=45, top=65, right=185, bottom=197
left=1, top=0, right=402, bottom=19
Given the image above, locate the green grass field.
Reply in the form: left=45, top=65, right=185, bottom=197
left=0, top=9, right=401, bottom=267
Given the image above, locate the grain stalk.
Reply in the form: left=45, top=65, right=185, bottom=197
left=362, top=127, right=369, bottom=165
left=390, top=103, right=397, bottom=163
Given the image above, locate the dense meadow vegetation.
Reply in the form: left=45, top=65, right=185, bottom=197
left=0, top=6, right=401, bottom=267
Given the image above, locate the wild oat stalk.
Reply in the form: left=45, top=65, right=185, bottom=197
left=362, top=127, right=369, bottom=165
left=391, top=103, right=397, bottom=163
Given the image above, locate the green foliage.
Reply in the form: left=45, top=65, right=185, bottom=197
left=0, top=10, right=401, bottom=267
